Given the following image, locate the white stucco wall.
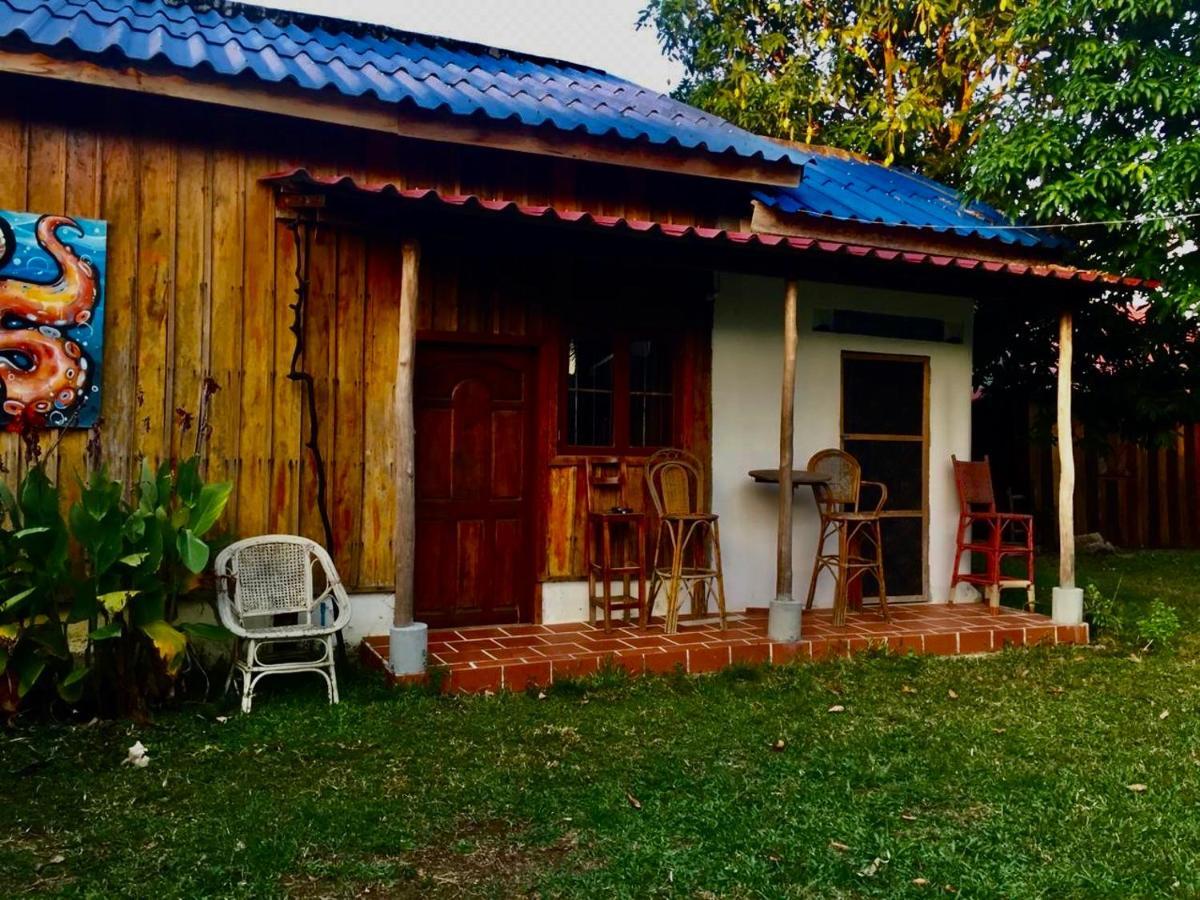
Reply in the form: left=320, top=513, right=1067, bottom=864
left=711, top=272, right=974, bottom=610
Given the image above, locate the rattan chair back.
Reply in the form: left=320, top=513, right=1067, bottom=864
left=217, top=535, right=336, bottom=626
left=807, top=448, right=862, bottom=511
left=646, top=448, right=704, bottom=517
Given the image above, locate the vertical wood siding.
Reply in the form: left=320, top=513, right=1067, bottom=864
left=1, top=80, right=717, bottom=594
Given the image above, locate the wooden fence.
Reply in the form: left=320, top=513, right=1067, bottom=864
left=976, top=397, right=1200, bottom=550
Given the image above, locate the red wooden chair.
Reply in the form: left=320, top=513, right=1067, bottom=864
left=949, top=456, right=1035, bottom=612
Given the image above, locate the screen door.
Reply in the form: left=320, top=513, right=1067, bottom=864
left=841, top=353, right=930, bottom=600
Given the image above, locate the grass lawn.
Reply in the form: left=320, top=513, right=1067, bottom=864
left=5, top=551, right=1200, bottom=897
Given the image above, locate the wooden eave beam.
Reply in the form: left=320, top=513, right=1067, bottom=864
left=0, top=49, right=802, bottom=188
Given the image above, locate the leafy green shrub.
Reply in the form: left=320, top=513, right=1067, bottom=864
left=0, top=468, right=75, bottom=711
left=1084, top=581, right=1121, bottom=636
left=0, top=457, right=232, bottom=719
left=1136, top=599, right=1181, bottom=653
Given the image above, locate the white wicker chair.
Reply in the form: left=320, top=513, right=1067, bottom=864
left=216, top=535, right=351, bottom=713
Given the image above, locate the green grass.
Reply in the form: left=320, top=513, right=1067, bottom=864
left=1034, top=549, right=1200, bottom=647
left=5, top=551, right=1200, bottom=897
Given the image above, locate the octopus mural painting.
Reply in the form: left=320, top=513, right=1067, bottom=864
left=0, top=210, right=106, bottom=429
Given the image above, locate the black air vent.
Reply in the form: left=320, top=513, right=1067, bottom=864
left=813, top=309, right=963, bottom=344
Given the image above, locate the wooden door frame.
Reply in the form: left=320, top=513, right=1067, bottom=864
left=414, top=337, right=543, bottom=625
left=839, top=350, right=932, bottom=601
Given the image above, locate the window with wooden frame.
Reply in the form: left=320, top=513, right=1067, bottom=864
left=562, top=332, right=676, bottom=452
left=840, top=352, right=930, bottom=599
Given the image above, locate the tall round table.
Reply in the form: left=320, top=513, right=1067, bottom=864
left=748, top=468, right=865, bottom=613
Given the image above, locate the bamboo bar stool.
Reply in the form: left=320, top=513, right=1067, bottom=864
left=645, top=448, right=727, bottom=634
left=584, top=457, right=648, bottom=631
left=804, top=449, right=890, bottom=626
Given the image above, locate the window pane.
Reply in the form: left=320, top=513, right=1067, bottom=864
left=842, top=357, right=925, bottom=436
left=566, top=337, right=613, bottom=446
left=630, top=338, right=671, bottom=394
left=630, top=394, right=672, bottom=447
left=629, top=338, right=672, bottom=447
left=843, top=439, right=924, bottom=511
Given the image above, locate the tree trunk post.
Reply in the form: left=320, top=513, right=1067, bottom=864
left=389, top=238, right=428, bottom=674
left=1052, top=306, right=1083, bottom=625
left=768, top=279, right=802, bottom=642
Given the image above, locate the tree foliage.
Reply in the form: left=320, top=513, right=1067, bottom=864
left=643, top=0, right=1200, bottom=440
left=640, top=0, right=1028, bottom=181
left=968, top=0, right=1200, bottom=436
left=966, top=0, right=1200, bottom=306
left=975, top=298, right=1200, bottom=445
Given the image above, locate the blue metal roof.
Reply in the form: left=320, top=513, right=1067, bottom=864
left=0, top=0, right=804, bottom=167
left=0, top=0, right=1057, bottom=249
left=754, top=148, right=1060, bottom=249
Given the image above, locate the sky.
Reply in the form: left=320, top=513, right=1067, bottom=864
left=258, top=0, right=684, bottom=93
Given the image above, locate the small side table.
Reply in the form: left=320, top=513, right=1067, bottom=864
left=748, top=468, right=867, bottom=614
left=586, top=509, right=648, bottom=632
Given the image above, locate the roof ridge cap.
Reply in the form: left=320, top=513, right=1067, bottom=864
left=157, top=0, right=614, bottom=75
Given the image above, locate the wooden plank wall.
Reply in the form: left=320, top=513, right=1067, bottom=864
left=0, top=77, right=717, bottom=592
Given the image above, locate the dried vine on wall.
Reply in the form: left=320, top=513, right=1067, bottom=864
left=287, top=218, right=336, bottom=555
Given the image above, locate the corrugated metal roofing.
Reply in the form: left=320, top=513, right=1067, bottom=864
left=0, top=0, right=1063, bottom=251
left=0, top=0, right=804, bottom=167
left=267, top=170, right=1149, bottom=289
left=753, top=148, right=1060, bottom=249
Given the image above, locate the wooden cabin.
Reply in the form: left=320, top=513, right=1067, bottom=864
left=0, top=0, right=1145, bottom=653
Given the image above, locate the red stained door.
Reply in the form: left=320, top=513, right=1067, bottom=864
left=414, top=346, right=536, bottom=627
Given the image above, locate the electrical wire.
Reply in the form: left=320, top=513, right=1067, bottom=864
left=799, top=207, right=1200, bottom=231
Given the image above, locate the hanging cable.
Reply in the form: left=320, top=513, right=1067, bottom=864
left=794, top=206, right=1200, bottom=232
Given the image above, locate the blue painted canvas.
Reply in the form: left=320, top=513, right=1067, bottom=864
left=0, top=210, right=107, bottom=429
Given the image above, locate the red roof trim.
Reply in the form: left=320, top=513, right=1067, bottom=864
left=264, top=169, right=1157, bottom=290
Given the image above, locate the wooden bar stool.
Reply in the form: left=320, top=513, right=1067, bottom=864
left=950, top=455, right=1035, bottom=612
left=585, top=457, right=648, bottom=631
left=645, top=448, right=726, bottom=634
left=804, top=449, right=890, bottom=626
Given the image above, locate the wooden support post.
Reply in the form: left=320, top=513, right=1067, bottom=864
left=393, top=239, right=421, bottom=629
left=776, top=279, right=799, bottom=602
left=1057, top=308, right=1075, bottom=590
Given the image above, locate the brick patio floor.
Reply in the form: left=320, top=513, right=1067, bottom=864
left=361, top=603, right=1088, bottom=694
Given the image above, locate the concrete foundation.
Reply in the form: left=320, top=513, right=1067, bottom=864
left=767, top=598, right=803, bottom=643
left=389, top=621, right=429, bottom=675
left=1051, top=586, right=1084, bottom=626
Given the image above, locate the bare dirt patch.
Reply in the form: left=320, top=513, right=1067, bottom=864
left=281, top=820, right=586, bottom=899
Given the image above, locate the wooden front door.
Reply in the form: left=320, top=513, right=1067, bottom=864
left=414, top=345, right=536, bottom=628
